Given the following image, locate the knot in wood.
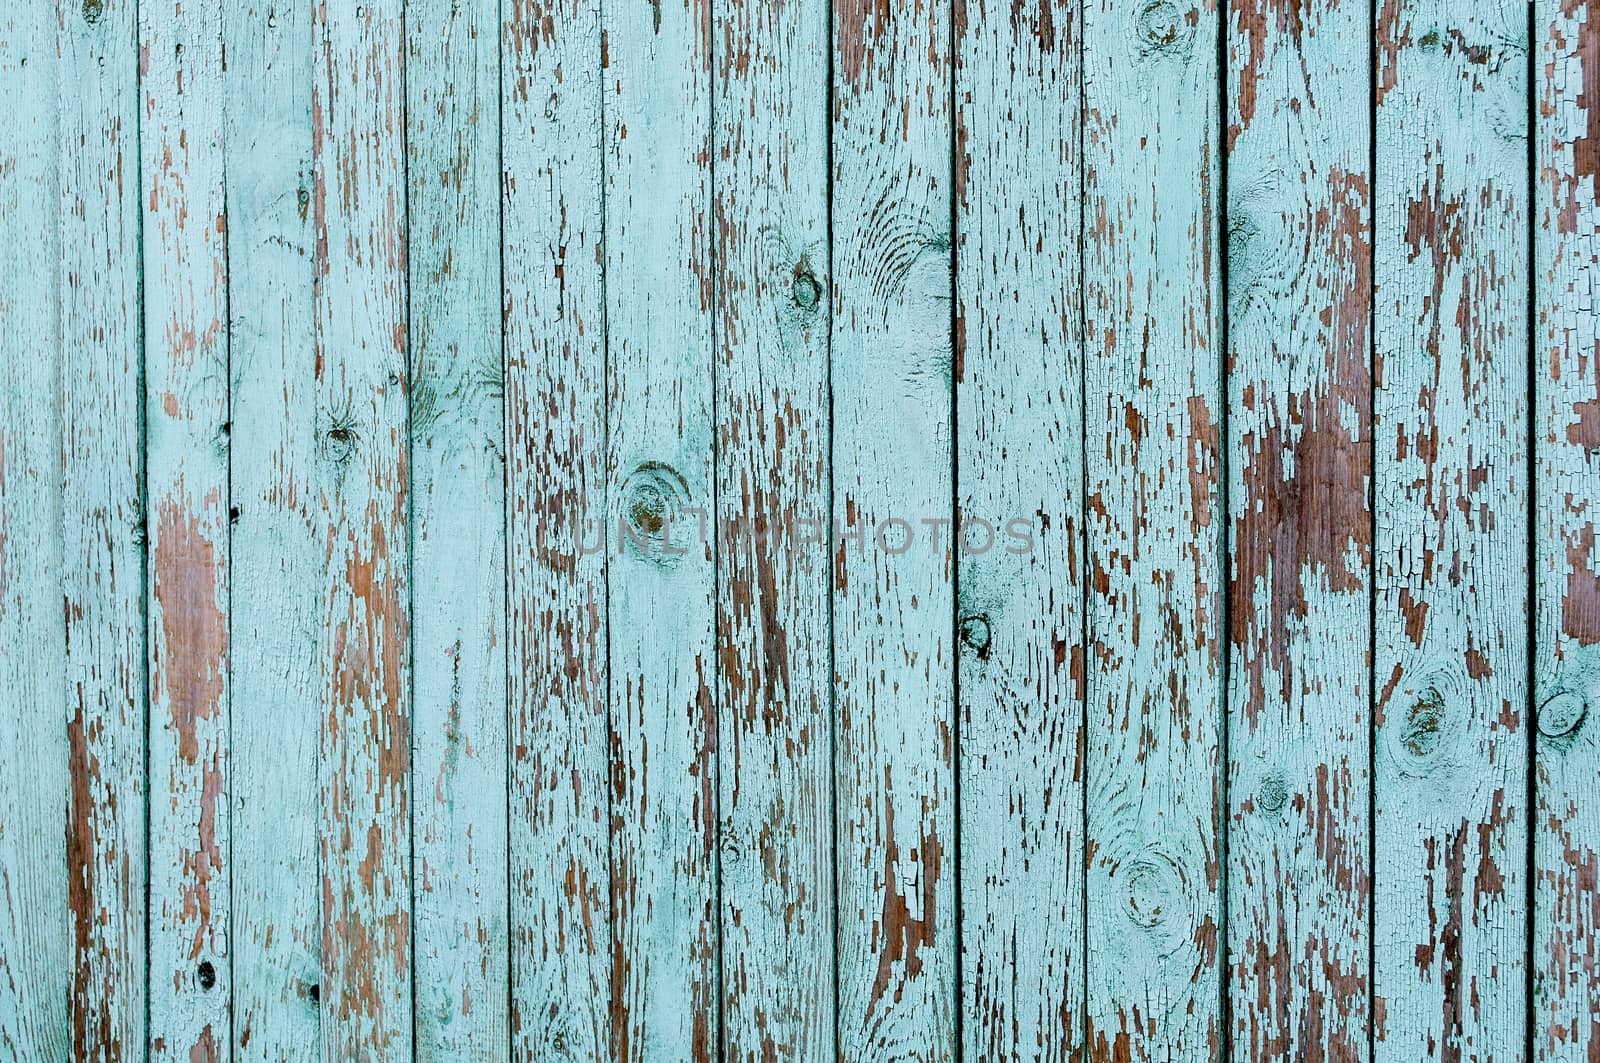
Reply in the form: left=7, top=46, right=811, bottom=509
left=1538, top=691, right=1587, bottom=740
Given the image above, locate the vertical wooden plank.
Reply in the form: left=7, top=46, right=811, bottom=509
left=501, top=0, right=610, bottom=1055
left=59, top=0, right=149, bottom=1054
left=405, top=0, right=510, bottom=1055
left=1534, top=1, right=1600, bottom=1058
left=1081, top=0, right=1223, bottom=1057
left=831, top=0, right=957, bottom=1056
left=1224, top=0, right=1372, bottom=1057
left=953, top=0, right=1085, bottom=1058
left=311, top=2, right=414, bottom=1056
left=603, top=0, right=718, bottom=1054
left=1372, top=2, right=1529, bottom=1059
left=225, top=0, right=324, bottom=1056
left=0, top=5, right=68, bottom=1058
left=712, top=0, right=833, bottom=1057
left=140, top=1, right=232, bottom=1056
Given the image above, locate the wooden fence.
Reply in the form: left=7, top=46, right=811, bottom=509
left=0, top=0, right=1596, bottom=1059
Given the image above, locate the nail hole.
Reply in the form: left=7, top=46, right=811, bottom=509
left=196, top=961, right=216, bottom=990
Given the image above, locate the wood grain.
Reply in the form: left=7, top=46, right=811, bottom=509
left=405, top=1, right=511, bottom=1055
left=224, top=0, right=324, bottom=1057
left=712, top=0, right=834, bottom=1058
left=954, top=0, right=1086, bottom=1058
left=1534, top=0, right=1600, bottom=1058
left=0, top=5, right=67, bottom=1058
left=140, top=1, right=232, bottom=1056
left=831, top=0, right=958, bottom=1056
left=311, top=2, right=414, bottom=1056
left=1082, top=0, right=1224, bottom=1058
left=1372, top=2, right=1530, bottom=1059
left=602, top=0, right=720, bottom=1057
left=1225, top=1, right=1372, bottom=1058
left=500, top=0, right=611, bottom=1057
left=59, top=0, right=150, bottom=1055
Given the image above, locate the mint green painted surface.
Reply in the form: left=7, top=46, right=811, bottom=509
left=955, top=0, right=1085, bottom=1058
left=712, top=0, right=835, bottom=1057
left=1225, top=0, right=1372, bottom=1057
left=1373, top=3, right=1530, bottom=1060
left=224, top=1, right=324, bottom=1058
left=1082, top=1, right=1223, bottom=1056
left=830, top=0, right=957, bottom=1057
left=141, top=1, right=233, bottom=1056
left=0, top=7, right=66, bottom=1059
left=406, top=0, right=511, bottom=1054
left=2, top=2, right=1597, bottom=1061
left=1535, top=1, right=1600, bottom=1058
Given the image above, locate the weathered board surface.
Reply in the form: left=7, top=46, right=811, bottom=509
left=0, top=5, right=66, bottom=1059
left=1225, top=0, right=1372, bottom=1058
left=311, top=3, right=414, bottom=1057
left=1373, top=2, right=1530, bottom=1060
left=224, top=0, right=323, bottom=1058
left=406, top=0, right=510, bottom=1055
left=501, top=0, right=611, bottom=1057
left=1535, top=1, right=1600, bottom=1059
left=831, top=0, right=957, bottom=1058
left=955, top=0, right=1085, bottom=1059
left=141, top=0, right=232, bottom=1056
left=1082, top=0, right=1223, bottom=1058
left=712, top=0, right=834, bottom=1058
left=3, top=2, right=1598, bottom=1062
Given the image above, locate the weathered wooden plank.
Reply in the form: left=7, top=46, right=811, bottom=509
left=603, top=0, right=719, bottom=1056
left=0, top=6, right=68, bottom=1059
left=1534, top=1, right=1600, bottom=1058
left=953, top=0, right=1085, bottom=1058
left=311, top=2, right=414, bottom=1056
left=405, top=1, right=510, bottom=1056
left=1224, top=0, right=1372, bottom=1057
left=712, top=0, right=833, bottom=1057
left=1372, top=2, right=1530, bottom=1059
left=831, top=0, right=957, bottom=1057
left=140, top=1, right=232, bottom=1056
left=1081, top=0, right=1224, bottom=1057
left=500, top=0, right=611, bottom=1057
left=223, top=0, right=324, bottom=1057
left=58, top=0, right=149, bottom=1055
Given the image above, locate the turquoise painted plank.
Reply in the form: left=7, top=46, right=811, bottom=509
left=58, top=0, right=149, bottom=1055
left=1534, top=0, right=1600, bottom=1057
left=405, top=1, right=511, bottom=1055
left=139, top=2, right=232, bottom=1056
left=953, top=0, right=1085, bottom=1057
left=223, top=0, right=324, bottom=1056
left=1224, top=0, right=1372, bottom=1056
left=0, top=5, right=67, bottom=1059
left=711, top=0, right=834, bottom=1056
left=831, top=0, right=957, bottom=1056
left=1081, top=0, right=1224, bottom=1057
left=311, top=2, right=414, bottom=1056
left=500, top=0, right=611, bottom=1057
left=1373, top=2, right=1530, bottom=1059
left=603, top=0, right=719, bottom=1054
